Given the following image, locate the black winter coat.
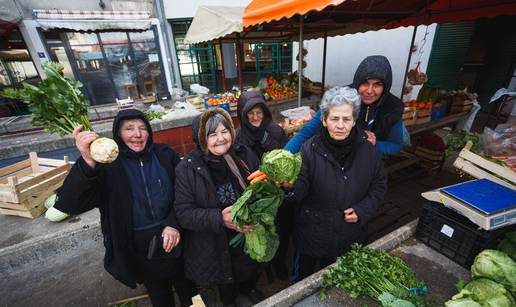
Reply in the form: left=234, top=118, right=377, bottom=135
left=54, top=144, right=181, bottom=288
left=290, top=130, right=387, bottom=259
left=174, top=144, right=259, bottom=286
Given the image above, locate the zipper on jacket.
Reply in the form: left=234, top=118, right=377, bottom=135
left=139, top=159, right=156, bottom=220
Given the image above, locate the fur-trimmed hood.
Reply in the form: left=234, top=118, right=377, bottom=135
left=192, top=108, right=235, bottom=153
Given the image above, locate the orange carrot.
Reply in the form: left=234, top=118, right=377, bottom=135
left=250, top=174, right=267, bottom=184
left=247, top=170, right=264, bottom=181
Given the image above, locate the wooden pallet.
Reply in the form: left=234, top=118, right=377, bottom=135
left=453, top=141, right=515, bottom=189
left=0, top=153, right=71, bottom=219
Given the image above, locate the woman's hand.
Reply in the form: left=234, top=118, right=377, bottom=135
left=222, top=206, right=254, bottom=233
left=365, top=130, right=376, bottom=145
left=161, top=226, right=180, bottom=253
left=73, top=125, right=98, bottom=169
left=343, top=208, right=359, bottom=223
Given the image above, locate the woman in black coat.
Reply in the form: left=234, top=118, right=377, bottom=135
left=54, top=109, right=197, bottom=307
left=288, top=87, right=387, bottom=279
left=235, top=91, right=291, bottom=279
left=235, top=91, right=288, bottom=159
left=174, top=108, right=265, bottom=306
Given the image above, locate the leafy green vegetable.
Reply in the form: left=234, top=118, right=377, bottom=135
left=498, top=231, right=516, bottom=261
left=1, top=61, right=92, bottom=135
left=144, top=110, right=166, bottom=122
left=321, top=244, right=425, bottom=306
left=444, top=298, right=481, bottom=307
left=379, top=292, right=415, bottom=307
left=471, top=250, right=516, bottom=294
left=450, top=278, right=515, bottom=307
left=445, top=131, right=482, bottom=156
left=230, top=181, right=283, bottom=262
left=260, top=149, right=301, bottom=184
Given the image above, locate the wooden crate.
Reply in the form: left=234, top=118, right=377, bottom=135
left=415, top=146, right=445, bottom=162
left=304, top=84, right=327, bottom=95
left=415, top=116, right=431, bottom=125
left=0, top=153, right=71, bottom=219
left=453, top=141, right=515, bottom=189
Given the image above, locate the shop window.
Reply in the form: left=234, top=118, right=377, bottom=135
left=0, top=29, right=40, bottom=117
left=170, top=19, right=218, bottom=93
left=66, top=32, right=116, bottom=105
left=129, top=30, right=167, bottom=99
left=42, top=28, right=167, bottom=106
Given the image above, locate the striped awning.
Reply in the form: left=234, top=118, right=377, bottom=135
left=34, top=10, right=152, bottom=31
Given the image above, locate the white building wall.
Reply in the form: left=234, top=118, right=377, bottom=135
left=294, top=24, right=437, bottom=100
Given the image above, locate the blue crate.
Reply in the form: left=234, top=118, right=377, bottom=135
left=204, top=102, right=230, bottom=112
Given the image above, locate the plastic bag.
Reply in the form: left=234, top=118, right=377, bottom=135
left=170, top=87, right=189, bottom=102
left=280, top=106, right=315, bottom=128
left=482, top=127, right=516, bottom=157
left=258, top=78, right=268, bottom=89
left=148, top=103, right=166, bottom=113
left=190, top=84, right=210, bottom=95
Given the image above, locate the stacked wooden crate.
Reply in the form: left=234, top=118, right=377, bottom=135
left=403, top=107, right=417, bottom=126
left=450, top=96, right=474, bottom=114
left=0, top=153, right=70, bottom=219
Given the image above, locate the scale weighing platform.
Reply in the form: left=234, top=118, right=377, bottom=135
left=422, top=178, right=516, bottom=230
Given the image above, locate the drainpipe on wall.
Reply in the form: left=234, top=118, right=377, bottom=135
left=153, top=0, right=182, bottom=90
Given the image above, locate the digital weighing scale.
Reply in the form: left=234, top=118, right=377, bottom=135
left=422, top=178, right=516, bottom=230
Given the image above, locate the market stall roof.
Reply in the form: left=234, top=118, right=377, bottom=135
left=34, top=10, right=152, bottom=31
left=243, top=0, right=516, bottom=41
left=184, top=5, right=309, bottom=44
left=385, top=0, right=516, bottom=28
left=184, top=6, right=244, bottom=44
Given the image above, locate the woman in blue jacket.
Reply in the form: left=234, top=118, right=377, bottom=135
left=285, top=55, right=404, bottom=155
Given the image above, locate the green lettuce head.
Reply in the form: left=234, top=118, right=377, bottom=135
left=445, top=298, right=481, bottom=307
left=451, top=278, right=515, bottom=307
left=471, top=250, right=516, bottom=293
left=497, top=231, right=516, bottom=261
left=260, top=149, right=302, bottom=184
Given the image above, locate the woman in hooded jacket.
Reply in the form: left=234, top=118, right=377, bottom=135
left=284, top=55, right=404, bottom=155
left=235, top=91, right=291, bottom=279
left=235, top=91, right=288, bottom=159
left=174, top=108, right=266, bottom=306
left=54, top=109, right=197, bottom=307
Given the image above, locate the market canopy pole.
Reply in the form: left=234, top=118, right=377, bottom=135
left=400, top=26, right=417, bottom=101
left=219, top=39, right=228, bottom=92
left=236, top=33, right=244, bottom=91
left=298, top=15, right=304, bottom=107
left=321, top=31, right=328, bottom=94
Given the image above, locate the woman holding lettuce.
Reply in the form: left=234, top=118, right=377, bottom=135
left=235, top=91, right=291, bottom=280
left=286, top=86, right=387, bottom=279
left=174, top=108, right=266, bottom=306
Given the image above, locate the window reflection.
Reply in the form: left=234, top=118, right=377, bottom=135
left=42, top=29, right=166, bottom=105
left=130, top=30, right=166, bottom=98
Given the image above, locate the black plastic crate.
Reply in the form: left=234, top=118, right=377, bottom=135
left=416, top=202, right=514, bottom=268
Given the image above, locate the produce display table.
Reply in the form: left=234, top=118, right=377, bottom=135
left=407, top=112, right=468, bottom=136
left=255, top=221, right=470, bottom=307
